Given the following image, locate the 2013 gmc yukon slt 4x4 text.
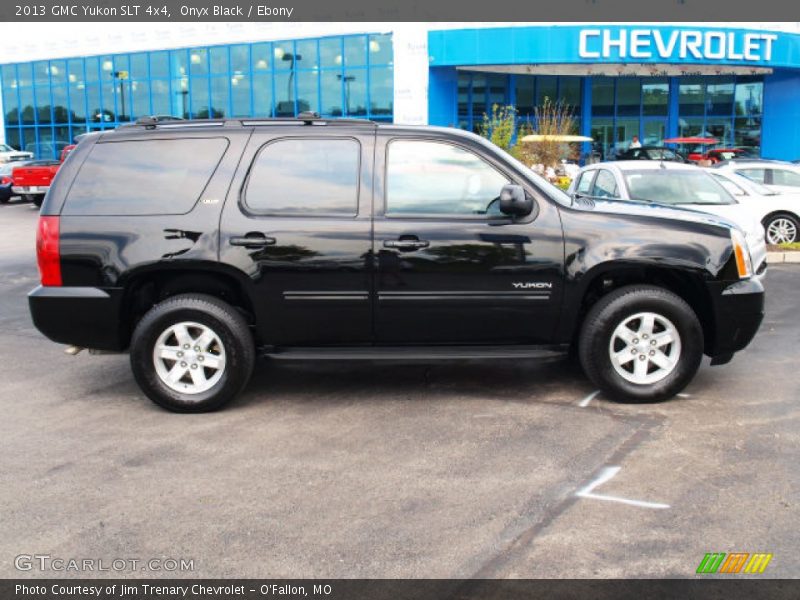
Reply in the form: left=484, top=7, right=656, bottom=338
left=29, top=115, right=765, bottom=412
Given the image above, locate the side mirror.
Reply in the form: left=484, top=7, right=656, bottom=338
left=499, top=184, right=533, bottom=218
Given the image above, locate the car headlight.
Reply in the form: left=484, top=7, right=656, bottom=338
left=731, top=228, right=753, bottom=279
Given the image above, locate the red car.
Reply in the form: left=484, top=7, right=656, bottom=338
left=11, top=144, right=75, bottom=207
left=693, top=148, right=751, bottom=164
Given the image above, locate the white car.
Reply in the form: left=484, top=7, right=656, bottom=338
left=567, top=161, right=767, bottom=274
left=0, top=143, right=33, bottom=163
left=705, top=168, right=800, bottom=245
left=715, top=160, right=800, bottom=195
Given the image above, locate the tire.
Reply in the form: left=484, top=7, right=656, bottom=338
left=32, top=195, right=44, bottom=208
left=763, top=212, right=799, bottom=245
left=130, top=294, right=255, bottom=412
left=578, top=285, right=703, bottom=403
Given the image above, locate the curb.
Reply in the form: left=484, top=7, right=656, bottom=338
left=767, top=251, right=800, bottom=264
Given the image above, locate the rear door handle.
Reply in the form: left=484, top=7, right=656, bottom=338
left=384, top=239, right=430, bottom=251
left=229, top=233, right=277, bottom=248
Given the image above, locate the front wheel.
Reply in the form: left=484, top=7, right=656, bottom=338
left=130, top=294, right=255, bottom=412
left=578, top=285, right=703, bottom=403
left=764, top=213, right=799, bottom=245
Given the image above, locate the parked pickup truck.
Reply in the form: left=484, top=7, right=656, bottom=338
left=12, top=144, right=75, bottom=207
left=29, top=115, right=765, bottom=412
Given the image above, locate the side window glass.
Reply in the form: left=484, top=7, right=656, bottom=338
left=575, top=171, right=595, bottom=194
left=386, top=140, right=509, bottom=216
left=592, top=169, right=619, bottom=198
left=737, top=168, right=766, bottom=184
left=245, top=138, right=360, bottom=215
left=64, top=138, right=228, bottom=216
left=772, top=169, right=800, bottom=187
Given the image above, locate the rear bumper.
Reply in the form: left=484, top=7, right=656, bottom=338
left=28, top=285, right=127, bottom=351
left=705, top=278, right=765, bottom=357
left=12, top=185, right=49, bottom=194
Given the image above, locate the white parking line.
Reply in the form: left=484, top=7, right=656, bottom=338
left=576, top=466, right=670, bottom=510
left=677, top=393, right=691, bottom=398
left=578, top=389, right=601, bottom=407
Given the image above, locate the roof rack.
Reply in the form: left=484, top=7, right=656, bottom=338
left=120, top=114, right=376, bottom=131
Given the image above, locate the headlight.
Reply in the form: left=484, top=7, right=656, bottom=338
left=731, top=228, right=753, bottom=279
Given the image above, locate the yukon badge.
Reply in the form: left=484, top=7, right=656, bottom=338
left=512, top=282, right=553, bottom=289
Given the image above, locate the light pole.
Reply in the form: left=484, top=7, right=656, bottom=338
left=112, top=70, right=128, bottom=121
left=337, top=74, right=355, bottom=116
left=282, top=53, right=302, bottom=112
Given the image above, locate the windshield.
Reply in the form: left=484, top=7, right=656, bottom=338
left=0, top=144, right=13, bottom=152
left=623, top=169, right=735, bottom=206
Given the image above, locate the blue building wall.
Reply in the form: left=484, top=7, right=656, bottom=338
left=762, top=68, right=800, bottom=160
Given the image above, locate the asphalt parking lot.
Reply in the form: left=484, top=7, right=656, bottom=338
left=0, top=199, right=798, bottom=579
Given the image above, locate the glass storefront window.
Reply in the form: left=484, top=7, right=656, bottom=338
left=209, top=46, right=228, bottom=75
left=343, top=69, right=367, bottom=115
left=190, top=77, right=210, bottom=118
left=149, top=52, right=170, bottom=79
left=679, top=77, right=705, bottom=116
left=536, top=76, right=557, bottom=106
left=735, top=117, right=761, bottom=150
left=616, top=79, right=640, bottom=117
left=130, top=53, right=148, bottom=79
left=321, top=70, right=343, bottom=116
left=230, top=74, right=251, bottom=117
left=471, top=74, right=487, bottom=117
left=592, top=78, right=614, bottom=116
left=2, top=33, right=393, bottom=144
left=369, top=34, right=392, bottom=65
left=319, top=38, right=342, bottom=69
left=251, top=44, right=271, bottom=72
left=642, top=79, right=668, bottom=116
left=370, top=67, right=393, bottom=117
left=344, top=36, right=367, bottom=66
left=230, top=45, right=250, bottom=74
left=706, top=79, right=734, bottom=116
left=210, top=76, right=230, bottom=117
left=189, top=49, right=209, bottom=77
left=559, top=78, right=581, bottom=112
left=295, top=39, right=319, bottom=70
left=296, top=70, right=319, bottom=113
left=252, top=73, right=273, bottom=117
left=515, top=75, right=534, bottom=116
left=130, top=80, right=150, bottom=118
left=735, top=79, right=763, bottom=116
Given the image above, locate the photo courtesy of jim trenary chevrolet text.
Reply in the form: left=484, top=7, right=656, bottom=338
left=0, top=0, right=798, bottom=598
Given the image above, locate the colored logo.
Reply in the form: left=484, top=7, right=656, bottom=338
left=696, top=552, right=773, bottom=574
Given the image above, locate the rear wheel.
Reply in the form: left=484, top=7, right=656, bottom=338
left=130, top=294, right=255, bottom=412
left=32, top=195, right=44, bottom=208
left=578, top=285, right=703, bottom=403
left=763, top=213, right=799, bottom=245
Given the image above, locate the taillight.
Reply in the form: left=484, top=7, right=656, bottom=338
left=0, top=176, right=11, bottom=185
left=36, top=216, right=61, bottom=286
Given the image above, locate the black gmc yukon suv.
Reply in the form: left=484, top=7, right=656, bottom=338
left=29, top=115, right=765, bottom=412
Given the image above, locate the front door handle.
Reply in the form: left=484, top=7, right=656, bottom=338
left=384, top=238, right=430, bottom=251
left=229, top=233, right=277, bottom=248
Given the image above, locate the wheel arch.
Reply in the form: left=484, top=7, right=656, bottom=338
left=119, top=262, right=259, bottom=349
left=566, top=263, right=716, bottom=356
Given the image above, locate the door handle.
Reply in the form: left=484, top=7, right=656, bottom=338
left=229, top=233, right=277, bottom=248
left=384, top=239, right=430, bottom=251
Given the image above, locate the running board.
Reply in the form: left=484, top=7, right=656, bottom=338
left=263, top=345, right=569, bottom=360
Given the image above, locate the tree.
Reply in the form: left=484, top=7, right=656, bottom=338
left=478, top=99, right=578, bottom=170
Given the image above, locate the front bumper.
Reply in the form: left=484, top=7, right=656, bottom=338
left=705, top=277, right=765, bottom=357
left=28, top=285, right=127, bottom=351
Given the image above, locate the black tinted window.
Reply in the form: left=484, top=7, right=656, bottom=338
left=245, top=138, right=360, bottom=215
left=64, top=138, right=228, bottom=216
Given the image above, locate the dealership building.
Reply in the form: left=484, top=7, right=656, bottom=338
left=1, top=22, right=799, bottom=161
